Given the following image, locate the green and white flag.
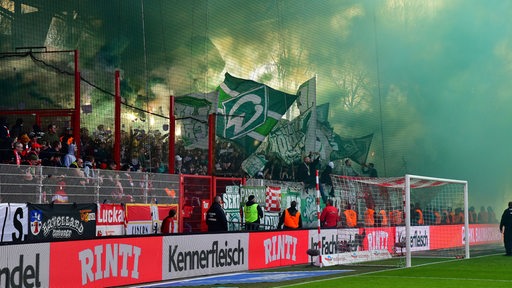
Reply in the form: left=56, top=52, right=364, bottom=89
left=241, top=153, right=268, bottom=177
left=174, top=91, right=218, bottom=150
left=296, top=77, right=317, bottom=154
left=316, top=103, right=329, bottom=124
left=330, top=133, right=374, bottom=165
left=266, top=110, right=311, bottom=164
left=216, top=73, right=297, bottom=155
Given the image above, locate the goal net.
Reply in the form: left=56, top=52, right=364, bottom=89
left=324, top=174, right=469, bottom=268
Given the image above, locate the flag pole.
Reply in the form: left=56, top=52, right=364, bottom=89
left=169, top=95, right=175, bottom=174
left=208, top=113, right=216, bottom=175
left=316, top=169, right=323, bottom=267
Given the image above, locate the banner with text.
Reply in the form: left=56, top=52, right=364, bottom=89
left=0, top=203, right=28, bottom=243
left=27, top=203, right=97, bottom=241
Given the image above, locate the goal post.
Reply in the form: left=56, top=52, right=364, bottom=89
left=404, top=174, right=469, bottom=267
left=327, top=173, right=469, bottom=268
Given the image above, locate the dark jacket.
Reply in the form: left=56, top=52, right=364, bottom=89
left=320, top=165, right=333, bottom=185
left=206, top=202, right=228, bottom=232
left=500, top=207, right=512, bottom=233
left=297, top=156, right=320, bottom=188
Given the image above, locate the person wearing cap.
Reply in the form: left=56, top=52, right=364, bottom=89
left=29, top=142, right=42, bottom=156
left=175, top=155, right=182, bottom=174
left=244, top=195, right=263, bottom=231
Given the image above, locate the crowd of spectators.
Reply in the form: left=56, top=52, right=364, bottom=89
left=2, top=116, right=372, bottom=183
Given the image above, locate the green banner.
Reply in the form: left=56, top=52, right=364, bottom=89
left=241, top=154, right=268, bottom=177
left=216, top=73, right=297, bottom=155
left=174, top=91, right=218, bottom=149
left=266, top=110, right=311, bottom=164
left=330, top=133, right=374, bottom=165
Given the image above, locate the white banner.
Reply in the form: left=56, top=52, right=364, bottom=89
left=162, top=233, right=249, bottom=280
left=0, top=243, right=50, bottom=287
left=0, top=203, right=28, bottom=243
left=320, top=250, right=391, bottom=266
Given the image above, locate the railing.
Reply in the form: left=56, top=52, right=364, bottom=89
left=0, top=164, right=180, bottom=204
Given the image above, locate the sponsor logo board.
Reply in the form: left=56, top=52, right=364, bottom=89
left=96, top=203, right=125, bottom=236
left=249, top=230, right=309, bottom=270
left=396, top=226, right=430, bottom=251
left=162, top=233, right=248, bottom=280
left=0, top=203, right=28, bottom=243
left=0, top=243, right=50, bottom=288
left=50, top=237, right=162, bottom=287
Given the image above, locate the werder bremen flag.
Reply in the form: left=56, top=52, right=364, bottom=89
left=265, top=109, right=312, bottom=164
left=330, top=133, right=374, bottom=165
left=296, top=77, right=317, bottom=154
left=174, top=91, right=218, bottom=149
left=216, top=73, right=297, bottom=154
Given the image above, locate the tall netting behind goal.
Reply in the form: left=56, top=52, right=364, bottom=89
left=328, top=174, right=469, bottom=268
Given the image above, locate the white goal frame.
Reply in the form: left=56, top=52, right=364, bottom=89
left=404, top=174, right=469, bottom=267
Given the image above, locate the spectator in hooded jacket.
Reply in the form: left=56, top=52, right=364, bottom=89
left=63, top=143, right=77, bottom=168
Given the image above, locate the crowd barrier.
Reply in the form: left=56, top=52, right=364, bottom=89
left=0, top=165, right=504, bottom=287
left=0, top=223, right=502, bottom=287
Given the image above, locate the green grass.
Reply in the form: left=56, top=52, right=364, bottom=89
left=162, top=245, right=506, bottom=288
left=275, top=254, right=512, bottom=288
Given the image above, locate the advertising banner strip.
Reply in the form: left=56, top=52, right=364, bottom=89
left=96, top=203, right=125, bottom=237
left=27, top=203, right=97, bottom=241
left=162, top=233, right=249, bottom=280
left=0, top=243, right=51, bottom=288
left=50, top=237, right=163, bottom=288
left=125, top=204, right=178, bottom=235
left=0, top=203, right=28, bottom=243
left=249, top=230, right=310, bottom=270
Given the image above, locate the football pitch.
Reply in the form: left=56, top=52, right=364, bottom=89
left=277, top=253, right=512, bottom=288
left=137, top=245, right=509, bottom=288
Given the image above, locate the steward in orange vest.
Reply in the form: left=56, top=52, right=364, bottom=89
left=278, top=201, right=302, bottom=229
left=413, top=204, right=424, bottom=225
left=377, top=209, right=388, bottom=226
left=433, top=209, right=442, bottom=225
left=389, top=209, right=403, bottom=226
left=364, top=207, right=376, bottom=227
left=343, top=204, right=358, bottom=228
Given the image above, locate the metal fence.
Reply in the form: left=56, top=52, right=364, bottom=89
left=0, top=164, right=180, bottom=205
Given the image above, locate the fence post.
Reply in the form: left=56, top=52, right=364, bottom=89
left=37, top=166, right=43, bottom=203
left=95, top=169, right=101, bottom=204
left=144, top=172, right=149, bottom=204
